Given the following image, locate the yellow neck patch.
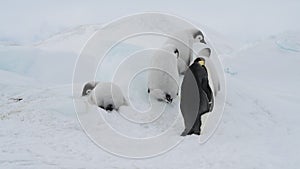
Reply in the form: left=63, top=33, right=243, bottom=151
left=198, top=60, right=205, bottom=66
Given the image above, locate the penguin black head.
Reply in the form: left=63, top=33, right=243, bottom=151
left=194, top=57, right=206, bottom=66
left=82, top=81, right=97, bottom=96
left=193, top=30, right=206, bottom=44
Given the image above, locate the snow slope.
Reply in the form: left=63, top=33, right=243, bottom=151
left=0, top=24, right=299, bottom=168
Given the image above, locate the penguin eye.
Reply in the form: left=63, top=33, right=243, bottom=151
left=197, top=35, right=203, bottom=41
left=86, top=89, right=92, bottom=95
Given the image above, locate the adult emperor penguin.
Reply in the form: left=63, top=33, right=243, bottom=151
left=180, top=48, right=213, bottom=136
left=164, top=28, right=207, bottom=75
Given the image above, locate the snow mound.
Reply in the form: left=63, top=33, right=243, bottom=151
left=0, top=23, right=300, bottom=168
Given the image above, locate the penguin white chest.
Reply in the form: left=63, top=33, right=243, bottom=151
left=147, top=45, right=180, bottom=103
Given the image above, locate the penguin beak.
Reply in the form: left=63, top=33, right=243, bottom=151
left=200, top=39, right=206, bottom=44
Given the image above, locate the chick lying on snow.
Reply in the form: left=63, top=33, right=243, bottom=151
left=82, top=81, right=127, bottom=111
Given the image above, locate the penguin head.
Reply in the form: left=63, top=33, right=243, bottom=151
left=193, top=30, right=206, bottom=44
left=82, top=81, right=98, bottom=96
left=194, top=57, right=206, bottom=66
left=163, top=44, right=180, bottom=58
left=165, top=93, right=173, bottom=103
left=149, top=89, right=174, bottom=104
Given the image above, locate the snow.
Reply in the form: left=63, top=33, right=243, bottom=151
left=0, top=20, right=300, bottom=169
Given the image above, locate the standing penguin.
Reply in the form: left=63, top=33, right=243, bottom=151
left=164, top=28, right=207, bottom=75
left=180, top=48, right=213, bottom=136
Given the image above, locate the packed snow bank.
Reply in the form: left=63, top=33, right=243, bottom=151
left=275, top=31, right=300, bottom=53
left=224, top=31, right=300, bottom=92
left=0, top=22, right=299, bottom=168
left=0, top=46, right=77, bottom=84
left=35, top=24, right=102, bottom=53
left=0, top=24, right=102, bottom=85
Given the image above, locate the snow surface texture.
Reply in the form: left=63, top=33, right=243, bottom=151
left=0, top=21, right=300, bottom=169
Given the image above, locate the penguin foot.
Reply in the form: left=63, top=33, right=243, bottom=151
left=193, top=130, right=201, bottom=135
left=187, top=130, right=201, bottom=135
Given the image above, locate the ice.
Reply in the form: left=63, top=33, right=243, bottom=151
left=0, top=23, right=300, bottom=168
left=275, top=32, right=300, bottom=52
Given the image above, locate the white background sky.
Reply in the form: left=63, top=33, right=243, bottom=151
left=1, top=0, right=299, bottom=44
